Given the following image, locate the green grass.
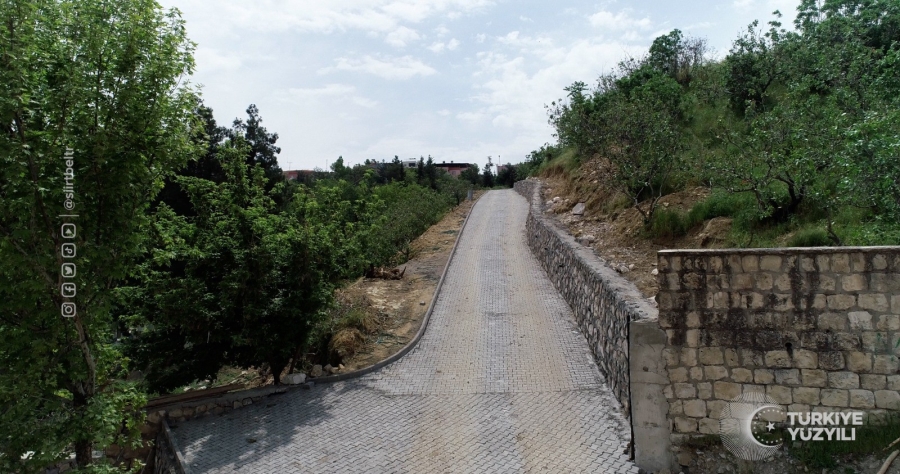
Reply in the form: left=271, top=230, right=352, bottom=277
left=647, top=191, right=758, bottom=239
left=786, top=227, right=832, bottom=247
left=833, top=207, right=900, bottom=246
left=648, top=207, right=690, bottom=239
left=537, top=147, right=581, bottom=178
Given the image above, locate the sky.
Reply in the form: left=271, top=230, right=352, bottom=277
left=156, top=0, right=801, bottom=172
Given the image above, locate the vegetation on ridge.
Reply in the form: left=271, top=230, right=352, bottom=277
left=519, top=0, right=900, bottom=248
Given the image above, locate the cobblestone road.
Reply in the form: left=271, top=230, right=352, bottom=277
left=173, top=189, right=638, bottom=473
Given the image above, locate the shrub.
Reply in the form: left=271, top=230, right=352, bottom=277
left=649, top=208, right=689, bottom=238
left=787, top=228, right=832, bottom=247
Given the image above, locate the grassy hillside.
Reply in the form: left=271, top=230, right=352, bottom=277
left=517, top=1, right=900, bottom=249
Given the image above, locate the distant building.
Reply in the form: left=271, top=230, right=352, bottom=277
left=496, top=165, right=509, bottom=175
left=283, top=169, right=314, bottom=181
left=435, top=161, right=471, bottom=177
left=403, top=159, right=418, bottom=169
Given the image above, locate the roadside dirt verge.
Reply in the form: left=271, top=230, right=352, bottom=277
left=336, top=191, right=483, bottom=372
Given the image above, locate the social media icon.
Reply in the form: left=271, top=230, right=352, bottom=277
left=61, top=282, right=76, bottom=297
left=61, top=223, right=76, bottom=239
left=61, top=243, right=76, bottom=258
left=61, top=302, right=77, bottom=318
left=62, top=263, right=76, bottom=278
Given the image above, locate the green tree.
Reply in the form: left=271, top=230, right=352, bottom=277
left=725, top=18, right=791, bottom=114
left=330, top=156, right=352, bottom=181
left=646, top=29, right=709, bottom=85
left=155, top=103, right=228, bottom=217
left=459, top=164, right=480, bottom=185
left=709, top=95, right=848, bottom=227
left=0, top=0, right=198, bottom=470
left=415, top=156, right=426, bottom=184
left=227, top=104, right=284, bottom=189
left=126, top=141, right=351, bottom=390
left=424, top=155, right=438, bottom=190
left=496, top=164, right=517, bottom=187
left=593, top=88, right=684, bottom=224
left=481, top=165, right=495, bottom=188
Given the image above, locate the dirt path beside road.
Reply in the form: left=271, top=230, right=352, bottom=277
left=338, top=192, right=483, bottom=371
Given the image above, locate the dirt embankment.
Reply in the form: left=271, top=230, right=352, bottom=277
left=537, top=155, right=731, bottom=299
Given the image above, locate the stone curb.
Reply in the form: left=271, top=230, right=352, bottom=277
left=309, top=194, right=481, bottom=384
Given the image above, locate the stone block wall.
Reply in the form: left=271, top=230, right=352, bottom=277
left=658, top=247, right=900, bottom=441
left=513, top=179, right=657, bottom=410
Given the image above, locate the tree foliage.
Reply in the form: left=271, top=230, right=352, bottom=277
left=532, top=2, right=900, bottom=243
left=123, top=141, right=354, bottom=390
left=0, top=0, right=198, bottom=470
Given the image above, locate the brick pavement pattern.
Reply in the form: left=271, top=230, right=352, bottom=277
left=173, top=189, right=638, bottom=473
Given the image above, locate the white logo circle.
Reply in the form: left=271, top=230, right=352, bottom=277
left=719, top=391, right=785, bottom=460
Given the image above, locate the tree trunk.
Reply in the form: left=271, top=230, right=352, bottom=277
left=287, top=344, right=304, bottom=375
left=270, top=358, right=287, bottom=385
left=73, top=391, right=93, bottom=467
left=75, top=440, right=93, bottom=468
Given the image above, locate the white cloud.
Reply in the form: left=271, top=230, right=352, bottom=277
left=519, top=15, right=533, bottom=22
left=456, top=111, right=485, bottom=123
left=287, top=84, right=356, bottom=99
left=319, top=55, right=437, bottom=79
left=588, top=10, right=652, bottom=31
left=195, top=47, right=243, bottom=72
left=476, top=33, right=487, bottom=43
left=352, top=96, right=380, bottom=108
left=437, top=109, right=451, bottom=116
left=463, top=38, right=645, bottom=135
left=385, top=26, right=421, bottom=47
left=434, top=25, right=450, bottom=37
left=165, top=0, right=495, bottom=38
left=733, top=0, right=755, bottom=11
left=428, top=38, right=459, bottom=53
left=286, top=84, right=377, bottom=108
left=496, top=31, right=553, bottom=51
left=684, top=21, right=714, bottom=30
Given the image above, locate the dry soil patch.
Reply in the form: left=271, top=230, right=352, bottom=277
left=338, top=192, right=483, bottom=371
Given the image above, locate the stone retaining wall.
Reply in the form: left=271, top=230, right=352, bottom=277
left=658, top=247, right=900, bottom=444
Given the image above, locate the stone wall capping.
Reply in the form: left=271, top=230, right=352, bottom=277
left=659, top=246, right=900, bottom=257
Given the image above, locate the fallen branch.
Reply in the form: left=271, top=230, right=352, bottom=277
left=886, top=436, right=900, bottom=452
left=365, top=266, right=406, bottom=280
left=877, top=450, right=899, bottom=474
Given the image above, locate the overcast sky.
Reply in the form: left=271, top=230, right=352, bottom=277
left=157, top=0, right=800, bottom=172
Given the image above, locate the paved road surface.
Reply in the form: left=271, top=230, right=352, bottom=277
left=172, top=189, right=638, bottom=473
